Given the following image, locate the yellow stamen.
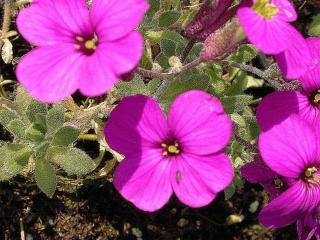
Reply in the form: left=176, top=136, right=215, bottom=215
left=74, top=44, right=81, bottom=50
left=274, top=178, right=283, bottom=188
left=168, top=145, right=178, bottom=153
left=305, top=167, right=317, bottom=178
left=85, top=39, right=97, bottom=50
left=161, top=143, right=167, bottom=148
left=252, top=0, right=279, bottom=19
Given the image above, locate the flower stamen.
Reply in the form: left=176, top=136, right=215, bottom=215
left=162, top=142, right=180, bottom=156
left=252, top=0, right=279, bottom=19
left=304, top=166, right=320, bottom=184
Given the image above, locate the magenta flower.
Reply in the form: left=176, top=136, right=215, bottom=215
left=257, top=38, right=320, bottom=130
left=241, top=156, right=288, bottom=200
left=297, top=207, right=320, bottom=240
left=237, top=0, right=311, bottom=79
left=104, top=90, right=233, bottom=211
left=16, top=0, right=149, bottom=103
left=258, top=114, right=320, bottom=228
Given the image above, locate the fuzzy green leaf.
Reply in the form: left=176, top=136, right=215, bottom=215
left=46, top=106, right=65, bottom=134
left=48, top=147, right=96, bottom=176
left=158, top=10, right=180, bottom=27
left=115, top=76, right=149, bottom=97
left=0, top=109, right=18, bottom=128
left=0, top=144, right=32, bottom=181
left=35, top=156, right=57, bottom=198
left=52, top=126, right=80, bottom=146
left=308, top=14, right=320, bottom=37
left=220, top=95, right=253, bottom=114
left=7, top=119, right=28, bottom=140
left=25, top=123, right=45, bottom=142
left=26, top=100, right=47, bottom=123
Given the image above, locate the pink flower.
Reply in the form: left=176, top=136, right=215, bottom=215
left=257, top=38, right=320, bottom=131
left=237, top=0, right=311, bottom=79
left=297, top=207, right=320, bottom=240
left=258, top=114, right=320, bottom=228
left=16, top=0, right=149, bottom=103
left=104, top=90, right=233, bottom=211
left=241, top=156, right=288, bottom=201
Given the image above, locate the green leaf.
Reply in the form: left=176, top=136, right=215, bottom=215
left=308, top=14, right=320, bottom=37
left=25, top=123, right=45, bottom=142
left=158, top=72, right=210, bottom=112
left=0, top=109, right=18, bottom=128
left=46, top=105, right=65, bottom=134
left=7, top=119, right=28, bottom=140
left=158, top=10, right=180, bottom=27
left=224, top=174, right=244, bottom=200
left=52, top=126, right=80, bottom=146
left=160, top=39, right=176, bottom=57
left=220, top=95, right=253, bottom=114
left=15, top=85, right=33, bottom=111
left=147, top=78, right=161, bottom=94
left=35, top=156, right=57, bottom=198
left=0, top=144, right=32, bottom=181
left=26, top=100, right=47, bottom=123
left=145, top=30, right=185, bottom=44
left=48, top=147, right=96, bottom=176
left=115, top=75, right=149, bottom=97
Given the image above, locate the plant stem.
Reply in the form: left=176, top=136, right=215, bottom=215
left=78, top=134, right=98, bottom=141
left=1, top=0, right=13, bottom=48
left=225, top=61, right=283, bottom=90
left=136, top=57, right=203, bottom=80
left=181, top=39, right=196, bottom=63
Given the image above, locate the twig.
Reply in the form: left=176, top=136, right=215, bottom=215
left=1, top=0, right=13, bottom=48
left=78, top=134, right=98, bottom=141
left=136, top=58, right=203, bottom=80
left=233, top=122, right=258, bottom=153
left=225, top=61, right=282, bottom=90
left=181, top=39, right=196, bottom=63
left=20, top=218, right=25, bottom=240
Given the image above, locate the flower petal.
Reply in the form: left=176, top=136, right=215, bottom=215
left=297, top=213, right=318, bottom=240
left=17, top=0, right=92, bottom=46
left=257, top=91, right=320, bottom=130
left=259, top=181, right=320, bottom=228
left=16, top=44, right=81, bottom=103
left=275, top=33, right=312, bottom=79
left=77, top=51, right=119, bottom=97
left=259, top=115, right=319, bottom=178
left=113, top=149, right=173, bottom=212
left=241, top=161, right=279, bottom=183
left=98, top=32, right=144, bottom=75
left=91, top=0, right=149, bottom=41
left=273, top=0, right=297, bottom=22
left=168, top=90, right=232, bottom=155
left=237, top=5, right=299, bottom=54
left=299, top=37, right=320, bottom=92
left=171, top=153, right=233, bottom=208
left=105, top=95, right=170, bottom=156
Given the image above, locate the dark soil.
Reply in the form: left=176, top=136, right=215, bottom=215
left=0, top=178, right=297, bottom=240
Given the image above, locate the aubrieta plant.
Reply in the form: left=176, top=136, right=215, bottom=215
left=1, top=0, right=320, bottom=239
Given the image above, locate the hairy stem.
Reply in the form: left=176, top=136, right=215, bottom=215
left=181, top=39, right=196, bottom=63
left=136, top=57, right=203, bottom=80
left=1, top=0, right=13, bottom=48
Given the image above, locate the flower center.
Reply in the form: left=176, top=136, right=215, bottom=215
left=74, top=35, right=98, bottom=55
left=309, top=89, right=320, bottom=106
left=303, top=166, right=320, bottom=184
left=252, top=0, right=279, bottom=19
left=274, top=178, right=284, bottom=188
left=161, top=142, right=180, bottom=156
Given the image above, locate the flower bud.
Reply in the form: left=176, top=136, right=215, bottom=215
left=185, top=0, right=233, bottom=40
left=201, top=18, right=246, bottom=61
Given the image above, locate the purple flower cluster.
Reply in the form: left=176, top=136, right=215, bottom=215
left=238, top=2, right=320, bottom=238
left=14, top=0, right=320, bottom=237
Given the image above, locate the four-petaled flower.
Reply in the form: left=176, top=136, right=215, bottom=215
left=237, top=0, right=311, bottom=79
left=257, top=37, right=320, bottom=131
left=104, top=90, right=233, bottom=211
left=16, top=0, right=149, bottom=103
left=258, top=114, right=320, bottom=228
